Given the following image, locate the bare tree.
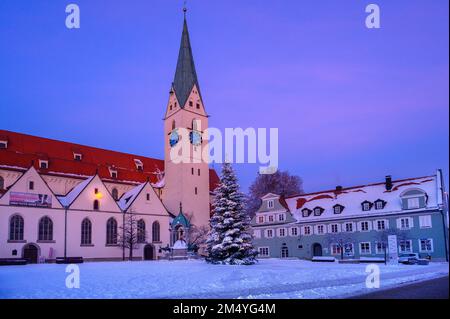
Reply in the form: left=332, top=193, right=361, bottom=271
left=246, top=170, right=303, bottom=217
left=325, top=232, right=355, bottom=260
left=118, top=211, right=143, bottom=261
left=184, top=213, right=209, bottom=252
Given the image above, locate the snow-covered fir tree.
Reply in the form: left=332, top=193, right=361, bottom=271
left=206, top=162, right=258, bottom=265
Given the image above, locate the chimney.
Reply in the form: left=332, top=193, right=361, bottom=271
left=335, top=185, right=343, bottom=193
left=385, top=175, right=393, bottom=191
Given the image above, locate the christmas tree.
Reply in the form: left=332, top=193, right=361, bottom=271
left=206, top=162, right=258, bottom=265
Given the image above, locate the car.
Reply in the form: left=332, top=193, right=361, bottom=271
left=398, top=253, right=419, bottom=264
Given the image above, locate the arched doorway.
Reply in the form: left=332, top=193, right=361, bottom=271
left=143, top=244, right=154, bottom=260
left=23, top=243, right=39, bottom=264
left=312, top=243, right=323, bottom=257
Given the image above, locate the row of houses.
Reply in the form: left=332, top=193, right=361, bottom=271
left=251, top=171, right=449, bottom=261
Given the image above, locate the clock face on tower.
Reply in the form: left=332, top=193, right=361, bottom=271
left=169, top=130, right=179, bottom=147
left=189, top=131, right=202, bottom=146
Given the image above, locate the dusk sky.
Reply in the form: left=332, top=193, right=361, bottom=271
left=0, top=0, right=448, bottom=193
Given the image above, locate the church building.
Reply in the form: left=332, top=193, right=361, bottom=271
left=0, top=13, right=219, bottom=262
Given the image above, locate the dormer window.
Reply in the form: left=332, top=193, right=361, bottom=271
left=39, top=160, right=48, bottom=169
left=400, top=189, right=427, bottom=210
left=134, top=159, right=143, bottom=171
left=73, top=153, right=82, bottom=161
left=313, top=207, right=324, bottom=216
left=109, top=168, right=118, bottom=179
left=267, top=200, right=274, bottom=209
left=302, top=208, right=312, bottom=218
left=361, top=201, right=373, bottom=211
left=0, top=140, right=7, bottom=149
left=333, top=204, right=344, bottom=214
left=374, top=199, right=386, bottom=210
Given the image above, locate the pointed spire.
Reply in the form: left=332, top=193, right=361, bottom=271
left=172, top=10, right=201, bottom=108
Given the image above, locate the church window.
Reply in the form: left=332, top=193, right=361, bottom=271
left=172, top=120, right=176, bottom=130
left=196, top=103, right=200, bottom=109
left=195, top=187, right=198, bottom=195
left=38, top=216, right=53, bottom=241
left=146, top=193, right=150, bottom=201
left=106, top=218, right=117, bottom=245
left=111, top=188, right=119, bottom=200
left=191, top=167, right=194, bottom=175
left=137, top=220, right=146, bottom=243
left=197, top=169, right=200, bottom=176
left=189, top=101, right=193, bottom=107
left=29, top=181, right=34, bottom=190
left=152, top=221, right=160, bottom=242
left=93, top=200, right=100, bottom=211
left=81, top=218, right=92, bottom=245
left=9, top=215, right=24, bottom=241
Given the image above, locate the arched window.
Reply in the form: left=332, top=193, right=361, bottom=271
left=81, top=218, right=92, bottom=245
left=0, top=176, right=4, bottom=190
left=172, top=120, right=176, bottom=130
left=111, top=188, right=119, bottom=200
left=152, top=221, right=160, bottom=242
left=106, top=218, right=117, bottom=245
left=38, top=216, right=53, bottom=241
left=9, top=215, right=24, bottom=241
left=93, top=200, right=100, bottom=211
left=137, top=219, right=146, bottom=243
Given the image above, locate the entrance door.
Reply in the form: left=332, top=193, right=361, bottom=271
left=281, top=247, right=289, bottom=258
left=144, top=244, right=154, bottom=260
left=312, top=243, right=323, bottom=257
left=23, top=244, right=39, bottom=263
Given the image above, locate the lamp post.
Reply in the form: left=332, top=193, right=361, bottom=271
left=64, top=205, right=68, bottom=259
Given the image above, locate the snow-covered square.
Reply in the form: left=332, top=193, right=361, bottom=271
left=0, top=259, right=448, bottom=299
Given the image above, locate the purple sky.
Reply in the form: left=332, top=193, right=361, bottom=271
left=0, top=0, right=448, bottom=193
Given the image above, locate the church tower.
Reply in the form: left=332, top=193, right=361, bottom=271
left=163, top=10, right=210, bottom=230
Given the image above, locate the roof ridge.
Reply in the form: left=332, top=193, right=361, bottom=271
left=285, top=175, right=436, bottom=199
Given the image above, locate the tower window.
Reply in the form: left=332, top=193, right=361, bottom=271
left=196, top=103, right=200, bottom=109
left=174, top=102, right=177, bottom=108
left=189, top=101, right=193, bottom=107
left=172, top=120, right=176, bottom=130
left=191, top=167, right=194, bottom=175
left=146, top=193, right=150, bottom=201
left=94, top=188, right=98, bottom=194
left=195, top=187, right=198, bottom=195
left=169, top=104, right=172, bottom=111
left=198, top=169, right=200, bottom=176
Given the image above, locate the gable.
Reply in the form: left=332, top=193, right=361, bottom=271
left=126, top=182, right=170, bottom=216
left=68, top=175, right=121, bottom=212
left=0, top=166, right=62, bottom=209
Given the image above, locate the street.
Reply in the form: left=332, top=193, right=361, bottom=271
left=352, top=276, right=449, bottom=299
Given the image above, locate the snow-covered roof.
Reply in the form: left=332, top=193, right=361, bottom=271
left=117, top=182, right=146, bottom=211
left=57, top=175, right=95, bottom=207
left=284, top=175, right=438, bottom=223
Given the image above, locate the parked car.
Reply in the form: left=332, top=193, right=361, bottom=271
left=398, top=253, right=419, bottom=264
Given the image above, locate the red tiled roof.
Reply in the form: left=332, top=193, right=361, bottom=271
left=0, top=129, right=218, bottom=191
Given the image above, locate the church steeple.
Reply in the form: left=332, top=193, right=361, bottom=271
left=172, top=11, right=201, bottom=109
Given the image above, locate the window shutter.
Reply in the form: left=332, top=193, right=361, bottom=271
left=396, top=218, right=401, bottom=229
left=385, top=219, right=390, bottom=229
left=409, top=217, right=414, bottom=228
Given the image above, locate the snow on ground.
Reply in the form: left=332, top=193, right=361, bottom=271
left=0, top=259, right=448, bottom=299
